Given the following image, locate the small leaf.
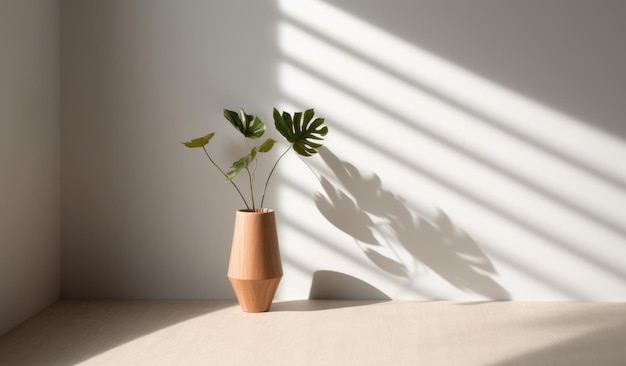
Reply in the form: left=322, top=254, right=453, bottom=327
left=258, top=138, right=276, bottom=153
left=225, top=147, right=257, bottom=182
left=182, top=132, right=215, bottom=148
left=225, top=157, right=248, bottom=182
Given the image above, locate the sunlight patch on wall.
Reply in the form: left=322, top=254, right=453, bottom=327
left=278, top=0, right=626, bottom=186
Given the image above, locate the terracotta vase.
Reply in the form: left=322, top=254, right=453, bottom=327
left=227, top=209, right=282, bottom=312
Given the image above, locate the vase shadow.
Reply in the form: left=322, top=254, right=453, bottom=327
left=314, top=147, right=510, bottom=300
left=271, top=271, right=390, bottom=312
left=309, top=270, right=391, bottom=300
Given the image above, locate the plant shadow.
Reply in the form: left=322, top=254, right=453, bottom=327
left=314, top=147, right=510, bottom=300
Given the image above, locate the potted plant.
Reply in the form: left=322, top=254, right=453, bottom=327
left=183, top=107, right=328, bottom=312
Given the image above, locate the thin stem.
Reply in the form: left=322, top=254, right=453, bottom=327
left=245, top=166, right=255, bottom=210
left=260, top=145, right=292, bottom=208
left=202, top=146, right=250, bottom=209
left=245, top=138, right=257, bottom=210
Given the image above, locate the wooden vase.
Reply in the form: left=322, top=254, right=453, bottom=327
left=227, top=209, right=282, bottom=312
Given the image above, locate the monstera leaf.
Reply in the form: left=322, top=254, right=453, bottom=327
left=273, top=108, right=328, bottom=156
left=182, top=132, right=215, bottom=148
left=225, top=138, right=276, bottom=182
left=223, top=108, right=265, bottom=139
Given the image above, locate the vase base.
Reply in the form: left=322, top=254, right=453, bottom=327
left=228, top=277, right=282, bottom=312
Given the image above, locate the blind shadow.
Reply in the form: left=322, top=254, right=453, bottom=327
left=314, top=147, right=509, bottom=300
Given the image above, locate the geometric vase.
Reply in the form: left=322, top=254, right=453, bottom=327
left=227, top=209, right=283, bottom=312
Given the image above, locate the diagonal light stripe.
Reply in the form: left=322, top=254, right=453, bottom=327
left=278, top=0, right=626, bottom=189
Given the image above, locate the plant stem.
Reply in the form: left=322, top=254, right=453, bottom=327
left=260, top=145, right=292, bottom=209
left=202, top=146, right=250, bottom=209
left=245, top=167, right=255, bottom=210
left=245, top=138, right=256, bottom=209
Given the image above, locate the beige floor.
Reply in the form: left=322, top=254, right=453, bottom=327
left=1, top=300, right=625, bottom=365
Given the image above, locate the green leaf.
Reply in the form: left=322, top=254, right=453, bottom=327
left=223, top=108, right=265, bottom=139
left=258, top=138, right=276, bottom=153
left=225, top=147, right=257, bottom=182
left=182, top=132, right=215, bottom=148
left=273, top=108, right=291, bottom=140
left=303, top=108, right=314, bottom=124
left=274, top=108, right=328, bottom=157
left=225, top=156, right=249, bottom=182
left=293, top=112, right=302, bottom=134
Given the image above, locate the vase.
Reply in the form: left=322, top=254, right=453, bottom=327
left=227, top=209, right=283, bottom=312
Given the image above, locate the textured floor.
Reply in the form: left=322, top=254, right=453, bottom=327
left=1, top=300, right=625, bottom=365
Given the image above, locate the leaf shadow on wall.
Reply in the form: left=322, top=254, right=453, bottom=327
left=315, top=147, right=510, bottom=300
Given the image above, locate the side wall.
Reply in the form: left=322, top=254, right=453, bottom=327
left=0, top=0, right=60, bottom=335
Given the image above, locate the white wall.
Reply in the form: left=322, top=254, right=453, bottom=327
left=61, top=0, right=626, bottom=301
left=0, top=0, right=60, bottom=335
